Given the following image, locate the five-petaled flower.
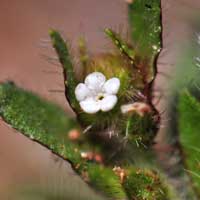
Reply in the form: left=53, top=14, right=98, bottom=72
left=75, top=72, right=120, bottom=114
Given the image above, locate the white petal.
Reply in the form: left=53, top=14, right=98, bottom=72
left=80, top=98, right=100, bottom=114
left=103, top=77, right=120, bottom=95
left=75, top=83, right=90, bottom=101
left=100, top=95, right=117, bottom=112
left=85, top=72, right=106, bottom=92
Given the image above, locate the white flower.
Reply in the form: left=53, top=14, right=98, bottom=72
left=75, top=72, right=120, bottom=114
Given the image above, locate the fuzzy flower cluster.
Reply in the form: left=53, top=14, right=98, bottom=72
left=75, top=72, right=120, bottom=114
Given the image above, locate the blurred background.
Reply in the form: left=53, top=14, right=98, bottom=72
left=0, top=0, right=200, bottom=199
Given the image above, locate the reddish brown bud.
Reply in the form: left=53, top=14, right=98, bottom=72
left=94, top=153, right=103, bottom=163
left=68, top=129, right=80, bottom=140
left=121, top=102, right=151, bottom=117
left=113, top=166, right=126, bottom=183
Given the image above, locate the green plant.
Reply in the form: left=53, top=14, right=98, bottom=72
left=1, top=0, right=200, bottom=200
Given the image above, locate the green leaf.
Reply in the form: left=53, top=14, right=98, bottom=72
left=49, top=29, right=79, bottom=111
left=86, top=164, right=127, bottom=200
left=123, top=168, right=169, bottom=200
left=128, top=0, right=161, bottom=82
left=0, top=82, right=82, bottom=164
left=104, top=28, right=136, bottom=61
left=0, top=82, right=127, bottom=200
left=178, top=90, right=200, bottom=195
